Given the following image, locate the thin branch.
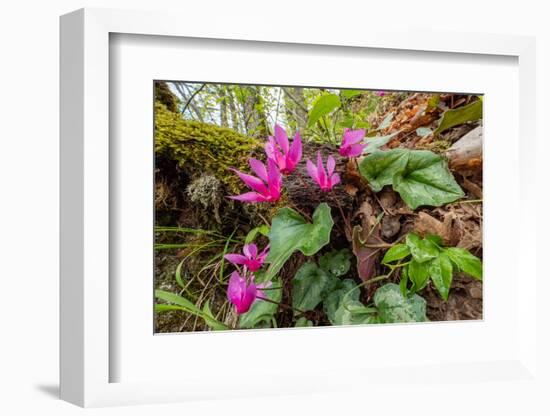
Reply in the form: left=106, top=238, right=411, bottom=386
left=182, top=84, right=206, bottom=117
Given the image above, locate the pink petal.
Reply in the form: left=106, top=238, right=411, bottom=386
left=330, top=173, right=341, bottom=187
left=287, top=132, right=302, bottom=166
left=306, top=159, right=319, bottom=184
left=243, top=243, right=258, bottom=260
left=224, top=253, right=249, bottom=265
left=258, top=244, right=270, bottom=261
left=227, top=271, right=245, bottom=304
left=228, top=192, right=267, bottom=203
left=316, top=152, right=327, bottom=188
left=327, top=155, right=336, bottom=176
left=342, top=129, right=365, bottom=146
left=274, top=124, right=289, bottom=154
left=230, top=169, right=268, bottom=195
left=265, top=137, right=276, bottom=160
left=347, top=143, right=367, bottom=158
left=248, top=158, right=268, bottom=182
left=235, top=284, right=258, bottom=314
left=245, top=260, right=262, bottom=272
left=266, top=158, right=282, bottom=197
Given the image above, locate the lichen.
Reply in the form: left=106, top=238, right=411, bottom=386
left=187, top=175, right=223, bottom=223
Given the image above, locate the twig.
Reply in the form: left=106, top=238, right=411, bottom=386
left=182, top=84, right=206, bottom=116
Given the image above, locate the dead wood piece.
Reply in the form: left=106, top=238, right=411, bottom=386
left=445, top=126, right=483, bottom=172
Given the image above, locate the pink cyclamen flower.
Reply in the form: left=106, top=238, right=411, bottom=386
left=229, top=158, right=282, bottom=203
left=227, top=271, right=271, bottom=315
left=339, top=128, right=367, bottom=158
left=374, top=91, right=386, bottom=97
left=224, top=243, right=269, bottom=272
left=265, top=124, right=302, bottom=175
left=306, top=152, right=341, bottom=192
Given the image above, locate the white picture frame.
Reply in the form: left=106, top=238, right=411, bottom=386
left=60, top=7, right=539, bottom=408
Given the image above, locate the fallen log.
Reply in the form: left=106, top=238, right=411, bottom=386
left=445, top=125, right=482, bottom=172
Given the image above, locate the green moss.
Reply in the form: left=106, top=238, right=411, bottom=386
left=155, top=102, right=261, bottom=193
left=154, top=81, right=180, bottom=112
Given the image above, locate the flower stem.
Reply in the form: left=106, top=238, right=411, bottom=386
left=257, top=296, right=306, bottom=315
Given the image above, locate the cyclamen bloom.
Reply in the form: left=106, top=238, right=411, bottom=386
left=374, top=91, right=386, bottom=97
left=338, top=128, right=367, bottom=158
left=227, top=271, right=271, bottom=314
left=229, top=158, right=282, bottom=203
left=306, top=152, right=341, bottom=192
left=265, top=124, right=302, bottom=175
left=224, top=243, right=269, bottom=272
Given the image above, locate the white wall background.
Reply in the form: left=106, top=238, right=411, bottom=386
left=0, top=1, right=547, bottom=414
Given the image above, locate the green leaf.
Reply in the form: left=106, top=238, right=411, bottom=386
left=155, top=290, right=228, bottom=330
left=341, top=89, right=364, bottom=99
left=427, top=95, right=440, bottom=110
left=405, top=233, right=440, bottom=263
left=445, top=247, right=483, bottom=280
left=359, top=149, right=464, bottom=209
left=323, top=279, right=359, bottom=324
left=292, top=263, right=332, bottom=312
left=373, top=283, right=427, bottom=323
left=408, top=259, right=431, bottom=291
left=307, top=94, right=341, bottom=128
left=399, top=266, right=409, bottom=296
left=244, top=225, right=270, bottom=244
left=265, top=203, right=333, bottom=279
left=416, top=127, right=432, bottom=137
left=295, top=317, right=313, bottom=327
left=358, top=149, right=409, bottom=192
left=319, top=248, right=352, bottom=277
left=382, top=243, right=411, bottom=264
left=202, top=301, right=227, bottom=331
left=392, top=150, right=464, bottom=209
left=425, top=234, right=444, bottom=246
left=434, top=99, right=482, bottom=135
left=363, top=131, right=400, bottom=153
left=333, top=300, right=378, bottom=326
left=429, top=253, right=453, bottom=301
left=239, top=279, right=282, bottom=329
left=174, top=259, right=186, bottom=288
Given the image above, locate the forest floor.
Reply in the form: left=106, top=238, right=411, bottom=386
left=154, top=87, right=483, bottom=332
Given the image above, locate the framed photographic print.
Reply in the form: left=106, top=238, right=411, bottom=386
left=60, top=7, right=540, bottom=409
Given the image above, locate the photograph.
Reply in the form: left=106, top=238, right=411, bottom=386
left=153, top=81, right=483, bottom=332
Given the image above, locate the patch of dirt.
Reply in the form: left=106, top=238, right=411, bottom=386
left=424, top=274, right=483, bottom=321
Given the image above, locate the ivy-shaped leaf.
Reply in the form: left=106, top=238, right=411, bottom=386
left=373, top=283, right=427, bottom=323
left=265, top=203, right=333, bottom=279
left=319, top=248, right=352, bottom=277
left=359, top=149, right=464, bottom=209
left=333, top=300, right=379, bottom=326
left=392, top=150, right=464, bottom=209
left=358, top=149, right=409, bottom=192
left=323, top=279, right=359, bottom=325
left=292, top=263, right=332, bottom=312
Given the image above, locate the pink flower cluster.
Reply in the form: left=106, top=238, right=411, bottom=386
left=225, top=243, right=271, bottom=314
left=229, top=124, right=368, bottom=203
left=226, top=124, right=371, bottom=313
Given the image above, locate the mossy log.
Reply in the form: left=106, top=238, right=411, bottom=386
left=155, top=102, right=262, bottom=193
